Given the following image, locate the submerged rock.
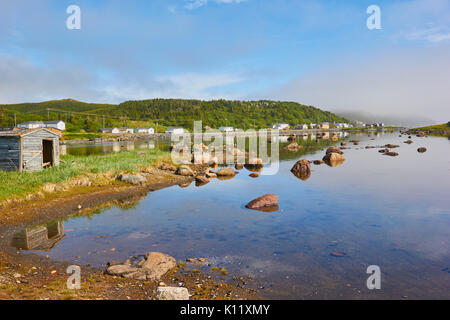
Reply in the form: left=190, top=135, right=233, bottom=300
left=404, top=140, right=413, bottom=144
left=106, top=252, right=176, bottom=281
left=156, top=286, right=189, bottom=300
left=384, top=144, right=400, bottom=148
left=378, top=148, right=389, bottom=153
left=245, top=194, right=279, bottom=212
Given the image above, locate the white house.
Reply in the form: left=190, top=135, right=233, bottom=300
left=17, top=121, right=45, bottom=129
left=99, top=127, right=120, bottom=134
left=219, top=126, right=234, bottom=132
left=272, top=123, right=290, bottom=130
left=44, top=120, right=66, bottom=131
left=295, top=124, right=309, bottom=130
left=134, top=128, right=155, bottom=134
left=319, top=122, right=330, bottom=130
left=118, top=127, right=134, bottom=134
left=17, top=121, right=66, bottom=131
left=165, top=127, right=185, bottom=135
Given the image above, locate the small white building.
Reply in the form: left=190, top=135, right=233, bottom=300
left=165, top=127, right=185, bottom=135
left=17, top=121, right=66, bottom=131
left=219, top=126, right=234, bottom=132
left=272, top=123, right=290, bottom=130
left=319, top=123, right=330, bottom=130
left=17, top=121, right=45, bottom=130
left=309, top=123, right=317, bottom=129
left=134, top=128, right=155, bottom=134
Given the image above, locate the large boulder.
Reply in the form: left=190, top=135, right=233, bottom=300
left=322, top=152, right=345, bottom=167
left=118, top=174, right=146, bottom=185
left=326, top=147, right=343, bottom=155
left=245, top=194, right=279, bottom=212
left=175, top=165, right=194, bottom=176
left=217, top=168, right=237, bottom=176
left=156, top=287, right=189, bottom=300
left=291, top=159, right=311, bottom=180
left=105, top=252, right=176, bottom=281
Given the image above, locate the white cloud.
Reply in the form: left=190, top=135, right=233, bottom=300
left=184, top=0, right=246, bottom=10
left=407, top=26, right=450, bottom=43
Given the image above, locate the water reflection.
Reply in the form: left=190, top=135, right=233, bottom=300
left=11, top=221, right=65, bottom=251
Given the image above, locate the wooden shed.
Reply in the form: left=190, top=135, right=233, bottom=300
left=0, top=128, right=60, bottom=171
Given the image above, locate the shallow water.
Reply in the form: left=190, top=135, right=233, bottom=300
left=13, top=132, right=450, bottom=299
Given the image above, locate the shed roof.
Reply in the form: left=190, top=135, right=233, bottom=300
left=0, top=128, right=60, bottom=137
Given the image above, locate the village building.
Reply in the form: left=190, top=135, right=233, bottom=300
left=0, top=128, right=60, bottom=171
left=272, top=123, right=290, bottom=130
left=295, top=124, right=309, bottom=130
left=219, top=126, right=234, bottom=132
left=319, top=122, right=330, bottom=130
left=134, top=128, right=155, bottom=134
left=17, top=120, right=66, bottom=131
left=165, top=127, right=185, bottom=135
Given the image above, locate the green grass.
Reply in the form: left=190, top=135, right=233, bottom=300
left=413, top=123, right=450, bottom=131
left=0, top=148, right=170, bottom=202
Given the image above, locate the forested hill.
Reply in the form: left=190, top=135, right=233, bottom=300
left=0, top=99, right=348, bottom=132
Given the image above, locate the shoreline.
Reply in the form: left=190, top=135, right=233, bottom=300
left=0, top=167, right=259, bottom=300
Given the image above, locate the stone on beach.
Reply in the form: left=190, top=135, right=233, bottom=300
left=118, top=174, right=146, bottom=185
left=156, top=286, right=189, bottom=300
left=245, top=194, right=279, bottom=212
left=175, top=165, right=194, bottom=176
left=105, top=252, right=176, bottom=281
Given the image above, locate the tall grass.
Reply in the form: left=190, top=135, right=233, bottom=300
left=0, top=149, right=170, bottom=202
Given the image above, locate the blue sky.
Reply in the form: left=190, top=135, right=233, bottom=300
left=0, top=0, right=449, bottom=122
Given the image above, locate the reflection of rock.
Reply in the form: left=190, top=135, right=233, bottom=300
left=249, top=173, right=259, bottom=178
left=11, top=221, right=65, bottom=251
left=378, top=148, right=389, bottom=153
left=244, top=162, right=264, bottom=173
left=156, top=287, right=189, bottom=300
left=178, top=181, right=192, bottom=188
left=313, top=160, right=324, bottom=165
left=175, top=165, right=194, bottom=176
left=284, top=142, right=302, bottom=152
left=291, top=159, right=311, bottom=180
left=287, top=134, right=296, bottom=142
left=106, top=252, right=176, bottom=281
left=417, top=147, right=427, bottom=153
left=245, top=194, right=279, bottom=212
left=323, top=153, right=345, bottom=167
left=217, top=175, right=235, bottom=181
left=235, top=163, right=244, bottom=170
left=384, top=152, right=399, bottom=157
left=384, top=144, right=399, bottom=148
left=195, top=176, right=210, bottom=186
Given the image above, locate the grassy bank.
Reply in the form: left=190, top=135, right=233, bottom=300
left=412, top=122, right=450, bottom=137
left=0, top=148, right=170, bottom=202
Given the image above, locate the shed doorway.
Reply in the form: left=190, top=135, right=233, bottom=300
left=42, top=139, right=54, bottom=168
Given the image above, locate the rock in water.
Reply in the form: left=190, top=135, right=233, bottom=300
left=326, top=147, right=344, bottom=155
left=384, top=144, right=400, bottom=148
left=384, top=152, right=399, bottom=157
left=245, top=194, right=279, bottom=212
left=313, top=160, right=324, bottom=165
left=404, top=140, right=413, bottom=144
left=217, top=168, right=237, bottom=176
left=156, top=287, right=189, bottom=300
left=322, top=153, right=345, bottom=167
left=291, top=159, right=311, bottom=175
left=417, top=147, right=427, bottom=153
left=118, top=174, right=146, bottom=185
left=235, top=163, right=244, bottom=170
left=175, top=165, right=194, bottom=176
left=284, top=142, right=302, bottom=152
left=106, top=252, right=176, bottom=280
left=249, top=173, right=259, bottom=178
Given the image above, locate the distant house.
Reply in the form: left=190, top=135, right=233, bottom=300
left=0, top=127, right=20, bottom=132
left=309, top=123, right=317, bottom=129
left=165, top=127, right=185, bottom=135
left=272, top=123, right=290, bottom=130
left=17, top=121, right=66, bottom=131
left=118, top=127, right=134, bottom=134
left=219, top=126, right=234, bottom=132
left=134, top=128, right=155, bottom=134
left=295, top=124, right=309, bottom=130
left=99, top=128, right=120, bottom=134
left=0, top=128, right=60, bottom=171
left=319, top=123, right=330, bottom=130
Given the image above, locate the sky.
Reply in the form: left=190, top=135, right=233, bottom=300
left=0, top=0, right=449, bottom=124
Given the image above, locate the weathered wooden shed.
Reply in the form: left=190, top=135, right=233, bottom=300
left=0, top=128, right=60, bottom=171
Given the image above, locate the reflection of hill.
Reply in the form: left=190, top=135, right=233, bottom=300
left=11, top=221, right=65, bottom=251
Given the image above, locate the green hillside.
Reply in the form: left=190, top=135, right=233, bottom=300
left=0, top=99, right=348, bottom=132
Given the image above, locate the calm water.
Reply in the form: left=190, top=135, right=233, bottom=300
left=14, top=132, right=450, bottom=299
